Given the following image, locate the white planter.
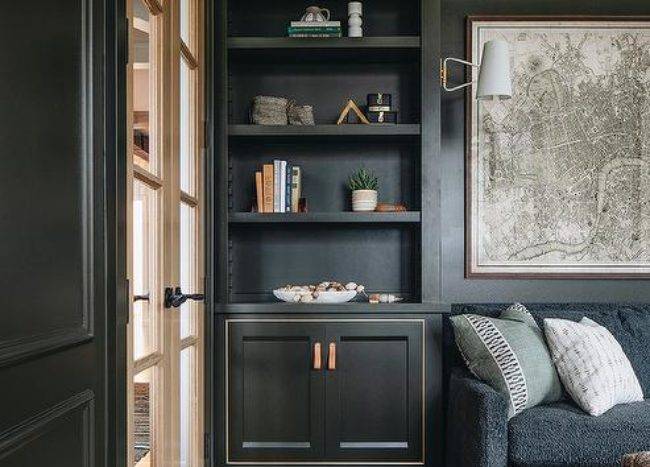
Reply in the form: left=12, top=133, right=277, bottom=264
left=352, top=189, right=378, bottom=212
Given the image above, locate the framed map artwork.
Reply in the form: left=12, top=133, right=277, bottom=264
left=466, top=17, right=650, bottom=278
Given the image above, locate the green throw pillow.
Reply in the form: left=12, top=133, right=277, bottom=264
left=450, top=303, right=563, bottom=418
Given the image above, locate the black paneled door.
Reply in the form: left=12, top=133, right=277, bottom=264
left=0, top=1, right=111, bottom=466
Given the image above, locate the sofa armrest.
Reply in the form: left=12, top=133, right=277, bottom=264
left=446, top=368, right=509, bottom=467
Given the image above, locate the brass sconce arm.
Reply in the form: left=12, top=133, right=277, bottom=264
left=440, top=57, right=479, bottom=92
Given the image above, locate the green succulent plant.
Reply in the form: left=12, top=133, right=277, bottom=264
left=348, top=168, right=379, bottom=191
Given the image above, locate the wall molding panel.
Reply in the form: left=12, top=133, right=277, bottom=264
left=0, top=390, right=94, bottom=465
left=0, top=0, right=95, bottom=369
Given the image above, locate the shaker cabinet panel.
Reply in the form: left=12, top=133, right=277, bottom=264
left=325, top=322, right=424, bottom=462
left=227, top=322, right=326, bottom=462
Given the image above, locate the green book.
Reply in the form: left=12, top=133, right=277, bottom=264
left=291, top=166, right=302, bottom=213
left=287, top=26, right=342, bottom=34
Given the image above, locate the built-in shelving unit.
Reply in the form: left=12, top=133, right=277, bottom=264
left=209, top=0, right=444, bottom=464
left=214, top=0, right=441, bottom=308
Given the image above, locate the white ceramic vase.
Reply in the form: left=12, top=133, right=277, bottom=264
left=348, top=2, right=363, bottom=37
left=352, top=189, right=377, bottom=212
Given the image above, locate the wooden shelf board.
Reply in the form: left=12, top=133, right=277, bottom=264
left=228, top=37, right=421, bottom=63
left=229, top=212, right=421, bottom=224
left=228, top=124, right=421, bottom=137
left=220, top=302, right=450, bottom=314
left=228, top=36, right=421, bottom=49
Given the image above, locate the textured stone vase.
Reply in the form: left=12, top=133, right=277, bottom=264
left=352, top=189, right=377, bottom=212
left=301, top=6, right=330, bottom=23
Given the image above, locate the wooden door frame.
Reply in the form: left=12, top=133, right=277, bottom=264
left=126, top=0, right=167, bottom=464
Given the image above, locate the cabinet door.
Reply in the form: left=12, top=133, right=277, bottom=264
left=227, top=321, right=325, bottom=462
left=325, top=321, right=424, bottom=462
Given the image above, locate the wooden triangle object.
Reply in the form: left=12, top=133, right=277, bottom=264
left=336, top=99, right=370, bottom=125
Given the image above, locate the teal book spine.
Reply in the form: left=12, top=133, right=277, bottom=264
left=287, top=26, right=342, bottom=34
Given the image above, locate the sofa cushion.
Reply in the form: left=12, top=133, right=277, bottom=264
left=508, top=399, right=650, bottom=466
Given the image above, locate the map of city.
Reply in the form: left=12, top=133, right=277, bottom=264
left=471, top=23, right=650, bottom=274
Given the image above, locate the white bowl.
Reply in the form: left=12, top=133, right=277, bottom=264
left=273, top=289, right=357, bottom=304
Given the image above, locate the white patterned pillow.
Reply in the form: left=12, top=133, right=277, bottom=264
left=544, top=317, right=644, bottom=416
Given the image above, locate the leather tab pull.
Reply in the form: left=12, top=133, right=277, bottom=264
left=328, top=343, right=336, bottom=371
left=313, top=342, right=322, bottom=370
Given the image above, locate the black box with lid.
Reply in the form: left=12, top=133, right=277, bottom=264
left=367, top=93, right=392, bottom=108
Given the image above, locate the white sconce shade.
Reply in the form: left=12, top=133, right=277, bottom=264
left=476, top=40, right=512, bottom=100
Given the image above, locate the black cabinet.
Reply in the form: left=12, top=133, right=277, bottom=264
left=226, top=319, right=424, bottom=464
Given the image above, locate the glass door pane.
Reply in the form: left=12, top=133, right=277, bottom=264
left=180, top=0, right=191, bottom=47
left=180, top=202, right=196, bottom=338
left=180, top=346, right=196, bottom=467
left=179, top=58, right=194, bottom=195
left=133, top=180, right=160, bottom=359
left=134, top=367, right=157, bottom=466
left=133, top=0, right=159, bottom=175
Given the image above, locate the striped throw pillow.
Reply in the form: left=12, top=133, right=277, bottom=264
left=451, top=304, right=563, bottom=418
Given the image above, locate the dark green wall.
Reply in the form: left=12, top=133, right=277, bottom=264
left=440, top=0, right=650, bottom=303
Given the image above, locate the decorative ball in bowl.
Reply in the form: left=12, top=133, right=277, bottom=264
left=274, top=281, right=365, bottom=304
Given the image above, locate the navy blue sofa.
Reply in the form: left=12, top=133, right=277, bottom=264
left=444, top=304, right=650, bottom=467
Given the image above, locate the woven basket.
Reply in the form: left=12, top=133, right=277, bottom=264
left=251, top=96, right=289, bottom=125
left=288, top=104, right=315, bottom=126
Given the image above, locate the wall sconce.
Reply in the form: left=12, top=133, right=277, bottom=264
left=441, top=40, right=512, bottom=100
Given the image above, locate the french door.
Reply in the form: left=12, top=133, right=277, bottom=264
left=126, top=0, right=205, bottom=465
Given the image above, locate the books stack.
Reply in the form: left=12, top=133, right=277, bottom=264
left=288, top=21, right=342, bottom=38
left=255, top=161, right=302, bottom=213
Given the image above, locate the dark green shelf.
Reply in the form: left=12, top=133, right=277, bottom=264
left=228, top=36, right=421, bottom=62
left=220, top=302, right=450, bottom=314
left=228, top=36, right=421, bottom=49
left=229, top=212, right=421, bottom=224
left=228, top=124, right=421, bottom=138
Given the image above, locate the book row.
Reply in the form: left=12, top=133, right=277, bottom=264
left=288, top=21, right=342, bottom=38
left=254, top=161, right=303, bottom=213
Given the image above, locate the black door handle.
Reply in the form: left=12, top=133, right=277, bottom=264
left=164, top=287, right=205, bottom=309
left=133, top=293, right=150, bottom=303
